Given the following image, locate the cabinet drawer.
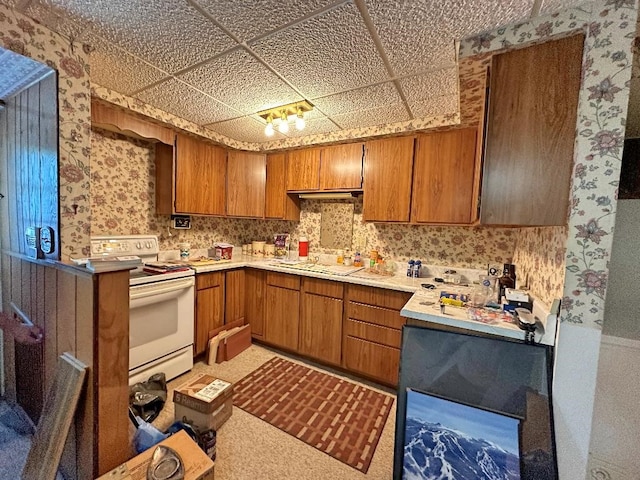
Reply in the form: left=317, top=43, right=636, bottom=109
left=344, top=319, right=401, bottom=348
left=347, top=302, right=406, bottom=330
left=302, top=277, right=343, bottom=299
left=343, top=336, right=400, bottom=386
left=266, top=272, right=300, bottom=290
left=347, top=284, right=411, bottom=310
left=196, top=271, right=223, bottom=290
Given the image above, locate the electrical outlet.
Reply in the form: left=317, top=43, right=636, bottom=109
left=587, top=454, right=629, bottom=480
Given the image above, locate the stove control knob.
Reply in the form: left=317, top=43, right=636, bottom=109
left=136, top=242, right=142, bottom=249
left=145, top=241, right=151, bottom=249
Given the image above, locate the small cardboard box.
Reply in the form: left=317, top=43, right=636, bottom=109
left=176, top=397, right=233, bottom=432
left=96, top=430, right=214, bottom=480
left=173, top=374, right=233, bottom=431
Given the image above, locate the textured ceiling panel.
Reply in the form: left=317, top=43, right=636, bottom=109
left=364, top=0, right=535, bottom=75
left=0, top=47, right=53, bottom=100
left=409, top=94, right=459, bottom=119
left=400, top=67, right=459, bottom=103
left=311, top=81, right=402, bottom=116
left=178, top=49, right=303, bottom=115
left=204, top=116, right=286, bottom=143
left=48, top=0, right=236, bottom=73
left=83, top=32, right=168, bottom=95
left=137, top=78, right=241, bottom=125
left=194, top=0, right=338, bottom=42
left=540, top=0, right=589, bottom=15
left=250, top=2, right=388, bottom=99
left=279, top=116, right=340, bottom=138
left=23, top=3, right=87, bottom=40
left=330, top=103, right=411, bottom=130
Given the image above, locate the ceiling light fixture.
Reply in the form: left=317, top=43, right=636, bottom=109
left=258, top=100, right=314, bottom=137
left=278, top=110, right=289, bottom=134
left=265, top=114, right=274, bottom=136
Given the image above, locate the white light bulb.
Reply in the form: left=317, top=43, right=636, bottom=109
left=265, top=122, right=274, bottom=136
left=295, top=113, right=305, bottom=130
left=278, top=113, right=289, bottom=133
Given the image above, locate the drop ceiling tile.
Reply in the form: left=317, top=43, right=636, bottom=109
left=400, top=67, right=459, bottom=103
left=364, top=0, right=534, bottom=75
left=195, top=0, right=336, bottom=42
left=82, top=32, right=168, bottom=95
left=23, top=2, right=87, bottom=40
left=409, top=94, right=459, bottom=119
left=540, top=0, right=590, bottom=15
left=205, top=116, right=286, bottom=143
left=311, top=82, right=402, bottom=117
left=178, top=49, right=302, bottom=115
left=281, top=116, right=339, bottom=138
left=330, top=103, right=411, bottom=130
left=49, top=0, right=236, bottom=73
left=250, top=2, right=388, bottom=99
left=137, top=78, right=241, bottom=125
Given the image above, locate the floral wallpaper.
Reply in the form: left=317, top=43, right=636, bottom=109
left=0, top=4, right=91, bottom=260
left=462, top=0, right=639, bottom=330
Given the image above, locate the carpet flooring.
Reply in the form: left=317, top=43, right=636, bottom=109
left=153, top=345, right=397, bottom=479
left=233, top=356, right=394, bottom=473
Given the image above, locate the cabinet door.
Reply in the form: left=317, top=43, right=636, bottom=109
left=265, top=153, right=300, bottom=220
left=245, top=269, right=265, bottom=338
left=286, top=148, right=320, bottom=191
left=343, top=336, right=400, bottom=386
left=320, top=143, right=363, bottom=190
left=264, top=285, right=299, bottom=351
left=411, top=128, right=478, bottom=224
left=175, top=133, right=226, bottom=215
left=363, top=137, right=414, bottom=222
left=195, top=283, right=225, bottom=356
left=481, top=34, right=583, bottom=226
left=227, top=151, right=266, bottom=218
left=225, top=269, right=245, bottom=324
left=299, top=292, right=342, bottom=366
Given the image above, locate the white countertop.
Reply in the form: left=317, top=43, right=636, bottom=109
left=160, top=250, right=559, bottom=346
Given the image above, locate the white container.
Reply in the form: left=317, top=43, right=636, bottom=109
left=252, top=241, right=265, bottom=258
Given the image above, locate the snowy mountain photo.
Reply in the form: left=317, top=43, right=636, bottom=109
left=403, top=390, right=521, bottom=480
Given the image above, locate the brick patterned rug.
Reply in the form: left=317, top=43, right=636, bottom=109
left=233, top=356, right=394, bottom=473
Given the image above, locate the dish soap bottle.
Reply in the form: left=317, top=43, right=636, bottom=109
left=354, top=251, right=362, bottom=267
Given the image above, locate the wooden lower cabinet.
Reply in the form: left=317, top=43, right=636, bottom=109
left=194, top=272, right=225, bottom=356
left=343, top=285, right=412, bottom=386
left=245, top=269, right=266, bottom=338
left=299, top=278, right=343, bottom=366
left=264, top=284, right=300, bottom=351
left=225, top=269, right=245, bottom=324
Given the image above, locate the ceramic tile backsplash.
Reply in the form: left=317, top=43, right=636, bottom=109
left=91, top=127, right=567, bottom=304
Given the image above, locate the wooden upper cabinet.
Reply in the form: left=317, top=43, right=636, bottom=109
left=286, top=148, right=321, bottom=191
left=411, top=128, right=479, bottom=224
left=362, top=137, right=415, bottom=222
left=91, top=100, right=174, bottom=145
left=265, top=153, right=300, bottom=220
left=481, top=34, right=584, bottom=226
left=319, top=143, right=364, bottom=190
left=226, top=151, right=266, bottom=218
left=174, top=133, right=226, bottom=216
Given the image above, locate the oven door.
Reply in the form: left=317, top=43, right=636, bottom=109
left=129, top=276, right=195, bottom=377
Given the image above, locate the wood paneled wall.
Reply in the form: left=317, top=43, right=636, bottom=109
left=0, top=72, right=59, bottom=259
left=1, top=255, right=130, bottom=479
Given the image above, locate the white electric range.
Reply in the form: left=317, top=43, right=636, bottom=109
left=90, top=235, right=195, bottom=385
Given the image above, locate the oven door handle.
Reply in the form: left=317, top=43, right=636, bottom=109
left=130, top=278, right=194, bottom=308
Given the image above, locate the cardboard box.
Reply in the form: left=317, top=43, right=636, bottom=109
left=176, top=397, right=233, bottom=432
left=96, top=430, right=214, bottom=480
left=173, top=374, right=233, bottom=432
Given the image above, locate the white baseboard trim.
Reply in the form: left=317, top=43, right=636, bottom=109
left=600, top=334, right=640, bottom=350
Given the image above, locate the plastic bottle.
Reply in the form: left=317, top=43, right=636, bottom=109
left=298, top=236, right=309, bottom=261
left=354, top=251, right=362, bottom=267
left=407, top=260, right=415, bottom=277
left=337, top=249, right=344, bottom=264
left=413, top=260, right=422, bottom=278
